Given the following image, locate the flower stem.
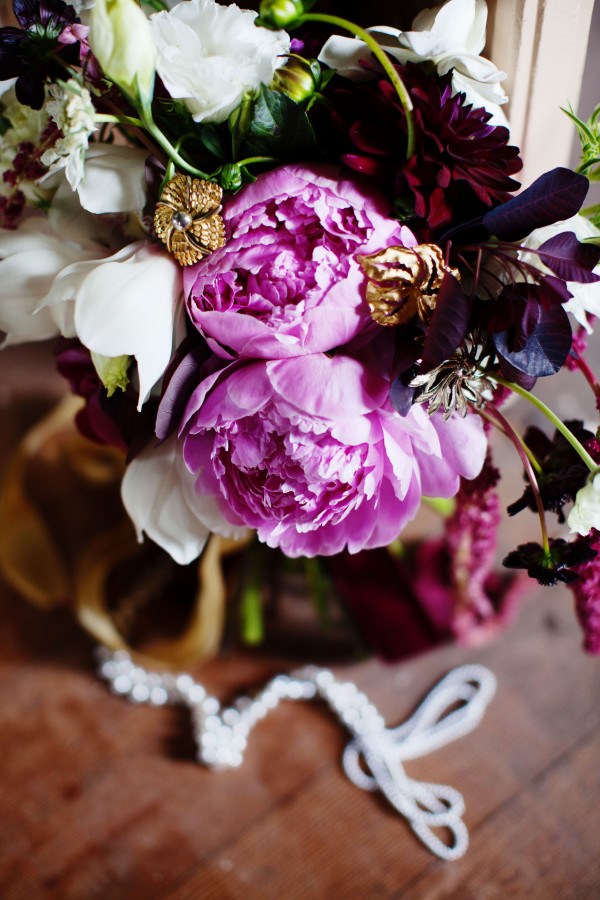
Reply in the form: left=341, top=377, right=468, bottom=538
left=478, top=406, right=544, bottom=475
left=235, top=156, right=277, bottom=167
left=482, top=404, right=550, bottom=555
left=94, top=113, right=144, bottom=127
left=139, top=102, right=212, bottom=179
left=494, top=376, right=599, bottom=473
left=298, top=13, right=415, bottom=158
left=570, top=347, right=600, bottom=397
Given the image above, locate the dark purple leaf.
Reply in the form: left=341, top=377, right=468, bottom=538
left=483, top=168, right=589, bottom=241
left=420, top=274, right=471, bottom=373
left=537, top=231, right=600, bottom=283
left=538, top=274, right=573, bottom=305
left=494, top=302, right=572, bottom=377
left=497, top=356, right=537, bottom=390
left=389, top=377, right=415, bottom=416
left=156, top=341, right=211, bottom=441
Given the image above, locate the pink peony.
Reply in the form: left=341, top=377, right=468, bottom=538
left=184, top=164, right=416, bottom=359
left=178, top=352, right=486, bottom=557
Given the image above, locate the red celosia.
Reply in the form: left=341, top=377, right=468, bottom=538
left=569, top=530, right=600, bottom=654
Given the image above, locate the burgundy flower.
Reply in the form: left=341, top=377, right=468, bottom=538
left=320, top=63, right=522, bottom=237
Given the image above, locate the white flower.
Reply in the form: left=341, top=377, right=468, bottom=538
left=0, top=204, right=182, bottom=408
left=39, top=142, right=149, bottom=214
left=149, top=0, right=290, bottom=123
left=0, top=84, right=51, bottom=203
left=568, top=471, right=600, bottom=536
left=318, top=0, right=508, bottom=126
left=121, top=432, right=247, bottom=564
left=74, top=144, right=149, bottom=214
left=41, top=80, right=98, bottom=190
left=520, top=215, right=600, bottom=332
left=89, top=0, right=156, bottom=102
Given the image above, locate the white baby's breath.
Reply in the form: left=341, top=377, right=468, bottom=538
left=41, top=80, right=97, bottom=190
left=149, top=0, right=290, bottom=123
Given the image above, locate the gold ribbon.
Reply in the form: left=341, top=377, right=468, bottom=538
left=0, top=396, right=252, bottom=666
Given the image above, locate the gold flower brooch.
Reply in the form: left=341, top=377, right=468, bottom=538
left=154, top=173, right=226, bottom=266
left=357, top=243, right=460, bottom=326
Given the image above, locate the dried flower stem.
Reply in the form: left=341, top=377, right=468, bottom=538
left=495, top=376, right=598, bottom=473
left=481, top=403, right=550, bottom=555
left=570, top=347, right=600, bottom=398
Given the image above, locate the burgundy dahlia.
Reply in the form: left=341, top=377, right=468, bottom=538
left=321, top=63, right=522, bottom=237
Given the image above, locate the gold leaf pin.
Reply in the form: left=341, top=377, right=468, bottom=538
left=154, top=173, right=226, bottom=267
left=357, top=243, right=460, bottom=327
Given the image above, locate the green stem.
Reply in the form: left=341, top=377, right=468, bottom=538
left=298, top=13, right=415, bottom=158
left=94, top=113, right=144, bottom=127
left=478, top=406, right=544, bottom=475
left=494, top=376, right=598, bottom=473
left=139, top=102, right=212, bottom=179
left=235, top=156, right=278, bottom=167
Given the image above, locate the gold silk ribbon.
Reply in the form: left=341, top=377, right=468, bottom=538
left=0, top=396, right=251, bottom=666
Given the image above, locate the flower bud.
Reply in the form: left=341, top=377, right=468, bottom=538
left=271, top=57, right=320, bottom=104
left=217, top=163, right=244, bottom=192
left=258, top=0, right=303, bottom=30
left=89, top=0, right=156, bottom=103
left=91, top=352, right=131, bottom=396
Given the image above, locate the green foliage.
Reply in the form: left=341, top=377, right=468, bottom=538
left=564, top=103, right=600, bottom=181
left=240, top=85, right=317, bottom=159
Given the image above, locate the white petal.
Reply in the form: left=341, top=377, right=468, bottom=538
left=122, top=434, right=211, bottom=565
left=0, top=219, right=101, bottom=344
left=76, top=145, right=148, bottom=214
left=568, top=472, right=600, bottom=536
left=73, top=243, right=182, bottom=407
left=121, top=433, right=246, bottom=564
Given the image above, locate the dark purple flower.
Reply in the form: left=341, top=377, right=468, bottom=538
left=507, top=422, right=600, bottom=523
left=0, top=0, right=79, bottom=108
left=318, top=63, right=522, bottom=237
left=503, top=538, right=597, bottom=586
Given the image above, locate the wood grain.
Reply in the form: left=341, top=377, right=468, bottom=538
left=0, top=343, right=599, bottom=900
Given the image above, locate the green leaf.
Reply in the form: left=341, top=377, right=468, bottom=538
left=241, top=85, right=317, bottom=158
left=196, top=123, right=226, bottom=161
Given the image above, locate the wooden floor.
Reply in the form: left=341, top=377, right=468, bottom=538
left=1, top=343, right=599, bottom=899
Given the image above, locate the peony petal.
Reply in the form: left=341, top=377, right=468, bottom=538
left=267, top=355, right=389, bottom=419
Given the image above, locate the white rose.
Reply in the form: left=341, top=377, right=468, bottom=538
left=149, top=0, right=290, bottom=124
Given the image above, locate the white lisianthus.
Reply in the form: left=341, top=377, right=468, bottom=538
left=149, top=0, right=290, bottom=123
left=89, top=0, right=156, bottom=102
left=41, top=80, right=98, bottom=190
left=568, top=471, right=600, bottom=536
left=318, top=0, right=509, bottom=126
left=121, top=432, right=247, bottom=565
left=520, top=215, right=600, bottom=332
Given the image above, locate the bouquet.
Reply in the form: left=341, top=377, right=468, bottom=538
left=1, top=0, right=600, bottom=662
